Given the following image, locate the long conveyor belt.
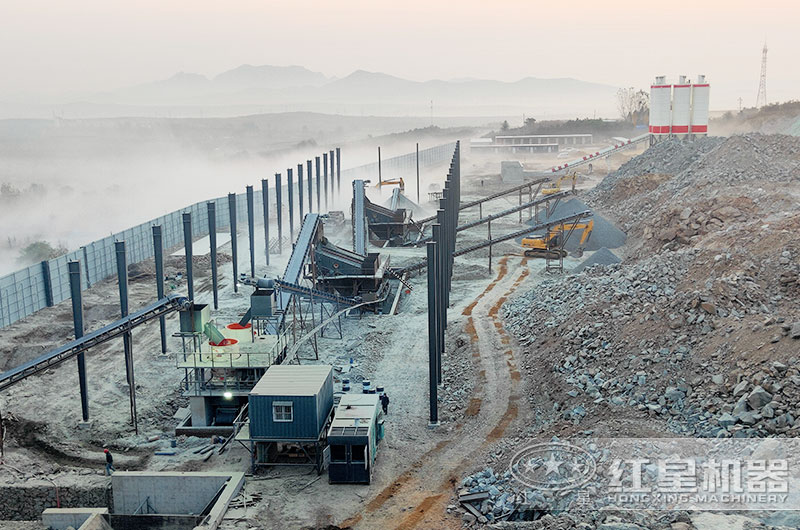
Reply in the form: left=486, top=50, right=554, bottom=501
left=0, top=294, right=188, bottom=391
left=396, top=210, right=592, bottom=274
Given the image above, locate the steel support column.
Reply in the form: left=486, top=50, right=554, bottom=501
left=307, top=160, right=313, bottom=213
left=315, top=157, right=321, bottom=212
left=262, top=180, right=270, bottom=267
left=228, top=193, right=239, bottom=292
left=287, top=168, right=295, bottom=240
left=207, top=202, right=219, bottom=309
left=182, top=213, right=194, bottom=300
left=275, top=173, right=283, bottom=254
left=115, top=240, right=137, bottom=433
left=323, top=152, right=329, bottom=210
left=152, top=225, right=167, bottom=353
left=426, top=241, right=438, bottom=425
left=297, top=164, right=304, bottom=221
left=329, top=149, right=335, bottom=202
left=68, top=260, right=89, bottom=422
left=246, top=185, right=255, bottom=278
left=335, top=147, right=341, bottom=197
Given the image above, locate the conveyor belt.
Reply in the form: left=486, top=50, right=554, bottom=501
left=280, top=213, right=321, bottom=311
left=414, top=191, right=570, bottom=245
left=273, top=279, right=359, bottom=307
left=396, top=211, right=592, bottom=274
left=548, top=133, right=650, bottom=173
left=416, top=178, right=549, bottom=224
left=0, top=294, right=188, bottom=391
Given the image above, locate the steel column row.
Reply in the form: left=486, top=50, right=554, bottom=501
left=427, top=141, right=460, bottom=424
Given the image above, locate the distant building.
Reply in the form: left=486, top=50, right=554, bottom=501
left=471, top=134, right=593, bottom=154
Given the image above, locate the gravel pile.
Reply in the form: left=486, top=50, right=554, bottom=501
left=459, top=134, right=800, bottom=526
left=571, top=247, right=620, bottom=273
left=498, top=134, right=800, bottom=440
left=527, top=198, right=627, bottom=251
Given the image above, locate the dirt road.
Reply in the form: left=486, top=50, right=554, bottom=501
left=341, top=256, right=531, bottom=529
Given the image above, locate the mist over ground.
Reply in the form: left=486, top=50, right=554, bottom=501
left=0, top=113, right=480, bottom=275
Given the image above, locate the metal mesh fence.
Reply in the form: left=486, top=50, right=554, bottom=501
left=0, top=142, right=455, bottom=328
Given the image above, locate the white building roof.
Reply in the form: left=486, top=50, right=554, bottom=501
left=250, top=365, right=332, bottom=397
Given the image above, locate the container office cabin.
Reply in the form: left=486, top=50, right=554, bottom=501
left=328, top=393, right=383, bottom=484
left=243, top=365, right=334, bottom=473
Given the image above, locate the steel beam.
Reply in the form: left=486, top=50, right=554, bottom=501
left=246, top=185, right=255, bottom=277
left=315, top=157, right=321, bottom=212
left=426, top=241, right=438, bottom=425
left=41, top=260, right=54, bottom=307
left=287, top=168, right=295, bottom=240
left=152, top=225, right=167, bottom=353
left=228, top=193, right=239, bottom=292
left=207, top=202, right=219, bottom=309
left=307, top=160, right=313, bottom=213
left=323, top=152, right=329, bottom=210
left=262, top=180, right=270, bottom=267
left=275, top=173, right=283, bottom=254
left=182, top=213, right=194, bottom=300
left=297, top=163, right=304, bottom=221
left=68, top=260, right=89, bottom=422
left=335, top=147, right=341, bottom=197
left=115, top=240, right=137, bottom=433
left=329, top=150, right=335, bottom=202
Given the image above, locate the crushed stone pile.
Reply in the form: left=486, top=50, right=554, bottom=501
left=571, top=247, right=620, bottom=273
left=527, top=198, right=627, bottom=251
left=497, top=134, right=800, bottom=443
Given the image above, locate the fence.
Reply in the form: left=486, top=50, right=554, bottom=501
left=0, top=142, right=456, bottom=329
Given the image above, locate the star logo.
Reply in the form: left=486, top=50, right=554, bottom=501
left=543, top=453, right=564, bottom=477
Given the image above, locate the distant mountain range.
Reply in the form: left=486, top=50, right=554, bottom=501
left=2, top=65, right=622, bottom=119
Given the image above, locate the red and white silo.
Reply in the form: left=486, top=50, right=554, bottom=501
left=690, top=74, right=710, bottom=136
left=649, top=76, right=672, bottom=139
left=671, top=75, right=691, bottom=138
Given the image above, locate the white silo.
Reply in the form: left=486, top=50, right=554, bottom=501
left=671, top=75, right=691, bottom=138
left=690, top=74, right=710, bottom=137
left=649, top=76, right=672, bottom=140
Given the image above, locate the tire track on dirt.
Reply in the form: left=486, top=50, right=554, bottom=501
left=342, top=257, right=531, bottom=530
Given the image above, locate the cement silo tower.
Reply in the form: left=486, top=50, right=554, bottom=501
left=690, top=75, right=710, bottom=137
left=671, top=75, right=691, bottom=138
left=649, top=76, right=672, bottom=141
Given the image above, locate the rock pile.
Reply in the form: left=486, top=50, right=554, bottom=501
left=528, top=198, right=627, bottom=252
left=501, top=134, right=800, bottom=438
left=572, top=247, right=620, bottom=273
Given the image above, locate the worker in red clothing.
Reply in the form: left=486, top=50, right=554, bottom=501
left=104, top=449, right=115, bottom=476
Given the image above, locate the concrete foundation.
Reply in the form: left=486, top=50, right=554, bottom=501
left=42, top=507, right=109, bottom=530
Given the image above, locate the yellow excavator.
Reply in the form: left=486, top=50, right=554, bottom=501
left=521, top=219, right=594, bottom=259
left=542, top=172, right=577, bottom=196
left=374, top=178, right=405, bottom=192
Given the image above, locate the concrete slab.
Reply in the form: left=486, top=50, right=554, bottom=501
left=42, top=507, right=108, bottom=530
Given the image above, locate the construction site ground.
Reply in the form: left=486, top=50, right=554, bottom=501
left=4, top=134, right=798, bottom=530
left=0, top=149, right=593, bottom=529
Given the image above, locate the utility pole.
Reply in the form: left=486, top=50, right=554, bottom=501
left=756, top=43, right=768, bottom=108
left=416, top=142, right=420, bottom=204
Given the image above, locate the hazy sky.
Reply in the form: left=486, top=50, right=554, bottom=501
left=1, top=0, right=798, bottom=109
